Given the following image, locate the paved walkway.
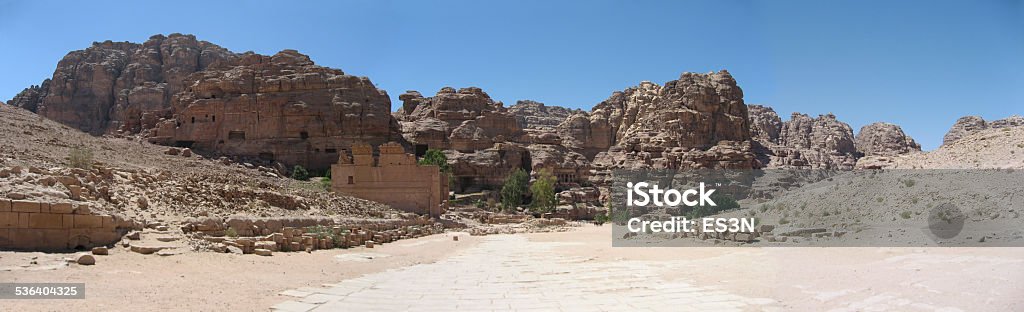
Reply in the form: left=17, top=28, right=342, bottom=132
left=272, top=235, right=777, bottom=312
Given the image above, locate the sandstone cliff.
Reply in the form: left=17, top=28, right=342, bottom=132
left=747, top=105, right=859, bottom=169
left=148, top=49, right=402, bottom=171
left=10, top=34, right=237, bottom=135
left=565, top=71, right=757, bottom=170
left=508, top=100, right=575, bottom=130
left=10, top=34, right=400, bottom=171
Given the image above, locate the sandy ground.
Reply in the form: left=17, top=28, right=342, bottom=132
left=4, top=225, right=1023, bottom=311
left=0, top=233, right=482, bottom=311
left=529, top=225, right=1024, bottom=311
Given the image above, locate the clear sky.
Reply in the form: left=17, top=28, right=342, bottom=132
left=1, top=0, right=1021, bottom=150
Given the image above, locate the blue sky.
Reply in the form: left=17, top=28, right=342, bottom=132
left=1, top=0, right=1021, bottom=150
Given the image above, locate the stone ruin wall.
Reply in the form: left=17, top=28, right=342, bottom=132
left=0, top=200, right=136, bottom=251
left=181, top=216, right=440, bottom=254
left=331, top=142, right=449, bottom=216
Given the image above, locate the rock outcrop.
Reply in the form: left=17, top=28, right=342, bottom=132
left=7, top=80, right=49, bottom=112
left=148, top=49, right=401, bottom=171
left=564, top=71, right=756, bottom=170
left=943, top=115, right=1024, bottom=146
left=855, top=122, right=921, bottom=156
left=10, top=34, right=400, bottom=171
left=10, top=34, right=237, bottom=135
left=748, top=107, right=860, bottom=169
left=396, top=87, right=524, bottom=152
left=508, top=100, right=574, bottom=130
left=747, top=104, right=782, bottom=144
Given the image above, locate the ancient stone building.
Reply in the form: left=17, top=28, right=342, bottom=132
left=331, top=142, right=448, bottom=216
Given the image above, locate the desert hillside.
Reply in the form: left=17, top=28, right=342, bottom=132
left=0, top=104, right=403, bottom=225
left=857, top=126, right=1024, bottom=169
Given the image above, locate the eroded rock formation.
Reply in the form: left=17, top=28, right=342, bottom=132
left=943, top=115, right=1024, bottom=146
left=562, top=71, right=757, bottom=170
left=508, top=100, right=574, bottom=130
left=748, top=105, right=860, bottom=169
left=11, top=34, right=237, bottom=135
left=148, top=49, right=401, bottom=171
left=855, top=122, right=921, bottom=156
left=10, top=34, right=400, bottom=171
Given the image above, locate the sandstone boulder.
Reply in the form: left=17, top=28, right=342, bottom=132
left=76, top=254, right=96, bottom=265
left=855, top=122, right=921, bottom=156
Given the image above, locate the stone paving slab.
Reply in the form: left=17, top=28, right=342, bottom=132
left=273, top=235, right=778, bottom=311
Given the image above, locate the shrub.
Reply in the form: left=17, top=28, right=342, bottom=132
left=685, top=192, right=740, bottom=219
left=291, top=165, right=310, bottom=181
left=225, top=227, right=238, bottom=238
left=500, top=168, right=529, bottom=211
left=418, top=149, right=451, bottom=173
left=593, top=210, right=610, bottom=225
left=305, top=225, right=330, bottom=239
left=900, top=211, right=912, bottom=219
left=530, top=169, right=558, bottom=213
left=902, top=179, right=916, bottom=188
left=68, top=146, right=94, bottom=169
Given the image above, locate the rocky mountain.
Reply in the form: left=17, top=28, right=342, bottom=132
left=11, top=34, right=236, bottom=135
left=854, top=122, right=921, bottom=156
left=566, top=71, right=757, bottom=171
left=942, top=115, right=1024, bottom=146
left=10, top=34, right=400, bottom=171
left=747, top=105, right=859, bottom=169
left=395, top=87, right=523, bottom=152
left=508, top=100, right=575, bottom=130
left=857, top=125, right=1024, bottom=169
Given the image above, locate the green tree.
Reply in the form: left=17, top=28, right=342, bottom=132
left=418, top=149, right=451, bottom=173
left=291, top=165, right=310, bottom=181
left=530, top=169, right=558, bottom=213
left=500, top=168, right=529, bottom=211
left=419, top=149, right=454, bottom=188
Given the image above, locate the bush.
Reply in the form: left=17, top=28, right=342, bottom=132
left=900, top=211, right=912, bottom=219
left=291, top=165, right=310, bottom=181
left=593, top=210, right=610, bottom=225
left=685, top=192, right=740, bottom=219
left=530, top=169, right=558, bottom=213
left=305, top=225, right=330, bottom=239
left=500, top=168, right=529, bottom=211
left=68, top=146, right=93, bottom=169
left=418, top=149, right=451, bottom=173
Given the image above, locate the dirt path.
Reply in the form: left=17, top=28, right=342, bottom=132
left=0, top=232, right=481, bottom=311
left=277, top=224, right=1024, bottom=311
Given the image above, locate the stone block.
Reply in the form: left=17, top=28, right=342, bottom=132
left=0, top=229, right=10, bottom=245
left=74, top=215, right=104, bottom=229
left=9, top=228, right=69, bottom=250
left=100, top=215, right=115, bottom=229
left=0, top=212, right=18, bottom=228
left=73, top=204, right=91, bottom=215
left=0, top=200, right=10, bottom=212
left=29, top=213, right=64, bottom=229
left=11, top=201, right=41, bottom=213
left=49, top=202, right=74, bottom=214
left=18, top=213, right=29, bottom=228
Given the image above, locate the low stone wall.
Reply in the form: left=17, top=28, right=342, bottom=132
left=182, top=216, right=441, bottom=254
left=0, top=200, right=132, bottom=251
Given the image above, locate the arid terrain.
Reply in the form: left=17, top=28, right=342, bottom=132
left=1, top=33, right=1022, bottom=311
